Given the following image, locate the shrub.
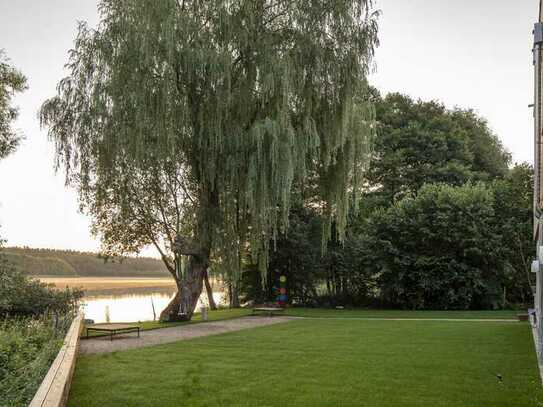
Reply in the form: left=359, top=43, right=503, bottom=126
left=363, top=183, right=503, bottom=310
left=0, top=315, right=73, bottom=407
left=0, top=253, right=82, bottom=317
left=240, top=207, right=377, bottom=307
left=0, top=242, right=82, bottom=406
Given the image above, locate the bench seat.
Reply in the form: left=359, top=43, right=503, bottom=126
left=86, top=323, right=140, bottom=341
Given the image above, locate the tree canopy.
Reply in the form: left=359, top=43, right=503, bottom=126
left=41, top=0, right=379, bottom=319
left=0, top=50, right=26, bottom=160
left=366, top=92, right=511, bottom=202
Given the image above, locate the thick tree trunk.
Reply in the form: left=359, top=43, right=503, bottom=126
left=228, top=280, right=241, bottom=308
left=160, top=255, right=207, bottom=322
left=160, top=186, right=218, bottom=321
left=204, top=270, right=218, bottom=310
left=159, top=290, right=181, bottom=322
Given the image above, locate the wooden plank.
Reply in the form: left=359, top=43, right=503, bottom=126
left=29, top=313, right=84, bottom=407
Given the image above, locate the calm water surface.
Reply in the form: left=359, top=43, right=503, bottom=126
left=83, top=290, right=225, bottom=323
left=39, top=277, right=224, bottom=323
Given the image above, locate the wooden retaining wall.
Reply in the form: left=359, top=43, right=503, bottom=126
left=29, top=314, right=84, bottom=407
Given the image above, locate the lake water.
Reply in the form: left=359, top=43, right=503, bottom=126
left=39, top=277, right=225, bottom=323
left=83, top=291, right=225, bottom=323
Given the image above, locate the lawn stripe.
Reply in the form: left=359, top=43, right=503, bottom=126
left=290, top=316, right=519, bottom=322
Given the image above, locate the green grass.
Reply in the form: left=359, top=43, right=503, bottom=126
left=70, top=317, right=542, bottom=406
left=82, top=308, right=252, bottom=338
left=283, top=307, right=520, bottom=320
left=82, top=308, right=518, bottom=338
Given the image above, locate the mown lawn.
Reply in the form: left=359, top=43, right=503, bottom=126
left=283, top=308, right=519, bottom=320
left=70, top=317, right=542, bottom=406
left=84, top=308, right=519, bottom=338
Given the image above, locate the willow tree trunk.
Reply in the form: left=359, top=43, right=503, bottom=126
left=204, top=270, right=218, bottom=310
left=159, top=255, right=208, bottom=322
left=160, top=188, right=218, bottom=321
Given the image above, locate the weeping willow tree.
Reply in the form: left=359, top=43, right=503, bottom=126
left=41, top=0, right=379, bottom=321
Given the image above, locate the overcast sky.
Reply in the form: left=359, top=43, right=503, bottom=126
left=0, top=0, right=538, bottom=255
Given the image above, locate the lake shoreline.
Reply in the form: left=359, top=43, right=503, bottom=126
left=37, top=276, right=177, bottom=292
left=35, top=276, right=224, bottom=323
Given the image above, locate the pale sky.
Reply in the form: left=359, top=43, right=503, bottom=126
left=0, top=0, right=538, bottom=254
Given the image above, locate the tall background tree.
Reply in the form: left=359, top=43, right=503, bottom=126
left=0, top=54, right=84, bottom=407
left=0, top=50, right=27, bottom=303
left=366, top=92, right=511, bottom=203
left=0, top=50, right=26, bottom=160
left=41, top=0, right=379, bottom=320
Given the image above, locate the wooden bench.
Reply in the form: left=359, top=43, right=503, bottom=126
left=86, top=323, right=140, bottom=341
left=252, top=307, right=285, bottom=317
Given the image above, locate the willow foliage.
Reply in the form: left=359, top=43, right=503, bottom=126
left=41, top=0, right=378, bottom=279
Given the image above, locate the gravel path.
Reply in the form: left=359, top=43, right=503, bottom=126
left=80, top=316, right=294, bottom=355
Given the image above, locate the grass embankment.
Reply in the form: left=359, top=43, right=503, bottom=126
left=71, top=312, right=540, bottom=406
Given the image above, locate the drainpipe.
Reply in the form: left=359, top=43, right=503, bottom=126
left=533, top=1, right=543, bottom=361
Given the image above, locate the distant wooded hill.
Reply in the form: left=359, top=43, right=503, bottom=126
left=4, top=247, right=169, bottom=277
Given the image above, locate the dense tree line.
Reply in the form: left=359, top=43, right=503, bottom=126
left=241, top=91, right=533, bottom=310
left=4, top=247, right=169, bottom=277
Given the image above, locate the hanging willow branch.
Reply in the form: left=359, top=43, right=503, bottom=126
left=40, top=0, right=379, bottom=282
